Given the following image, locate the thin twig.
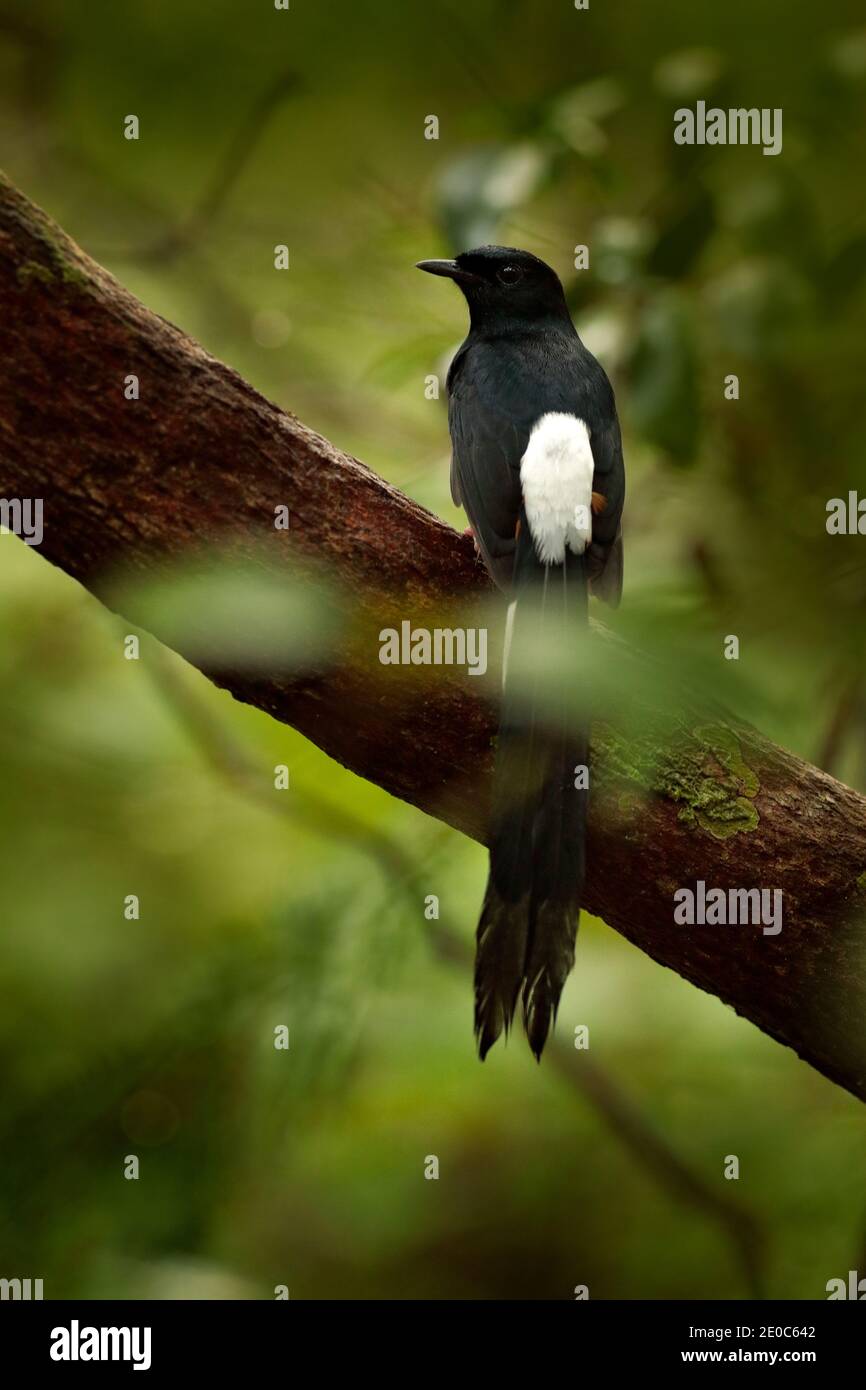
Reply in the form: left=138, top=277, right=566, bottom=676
left=99, top=70, right=301, bottom=265
left=817, top=671, right=861, bottom=776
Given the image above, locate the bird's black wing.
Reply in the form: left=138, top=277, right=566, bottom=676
left=584, top=413, right=625, bottom=607
left=447, top=344, right=530, bottom=591
left=449, top=451, right=462, bottom=507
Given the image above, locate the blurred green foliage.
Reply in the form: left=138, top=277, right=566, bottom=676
left=1, top=0, right=866, bottom=1300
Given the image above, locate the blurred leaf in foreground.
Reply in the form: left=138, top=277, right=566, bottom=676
left=109, top=550, right=344, bottom=674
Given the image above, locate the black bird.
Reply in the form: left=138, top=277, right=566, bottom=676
left=417, top=245, right=625, bottom=1059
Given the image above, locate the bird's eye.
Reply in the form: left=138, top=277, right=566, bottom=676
left=497, top=264, right=524, bottom=286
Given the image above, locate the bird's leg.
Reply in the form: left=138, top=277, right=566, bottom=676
left=462, top=525, right=482, bottom=558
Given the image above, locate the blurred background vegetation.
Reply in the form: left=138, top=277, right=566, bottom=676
left=1, top=0, right=866, bottom=1300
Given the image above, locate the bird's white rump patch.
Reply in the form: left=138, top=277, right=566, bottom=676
left=520, top=412, right=593, bottom=564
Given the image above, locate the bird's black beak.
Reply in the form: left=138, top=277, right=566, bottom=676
left=416, top=259, right=482, bottom=285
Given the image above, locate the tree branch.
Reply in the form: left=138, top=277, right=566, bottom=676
left=2, top=173, right=866, bottom=1102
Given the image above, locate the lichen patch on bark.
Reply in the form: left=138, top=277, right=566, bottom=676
left=595, top=720, right=760, bottom=839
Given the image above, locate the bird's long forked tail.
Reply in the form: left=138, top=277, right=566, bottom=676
left=475, top=416, right=592, bottom=1061
left=473, top=544, right=588, bottom=1059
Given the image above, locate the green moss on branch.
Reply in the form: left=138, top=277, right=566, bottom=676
left=595, top=719, right=760, bottom=839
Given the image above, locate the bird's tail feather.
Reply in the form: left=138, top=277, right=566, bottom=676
left=475, top=525, right=588, bottom=1060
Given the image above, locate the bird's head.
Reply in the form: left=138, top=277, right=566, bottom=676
left=416, top=245, right=570, bottom=328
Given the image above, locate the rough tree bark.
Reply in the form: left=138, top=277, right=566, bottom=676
left=2, top=173, right=866, bottom=1101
